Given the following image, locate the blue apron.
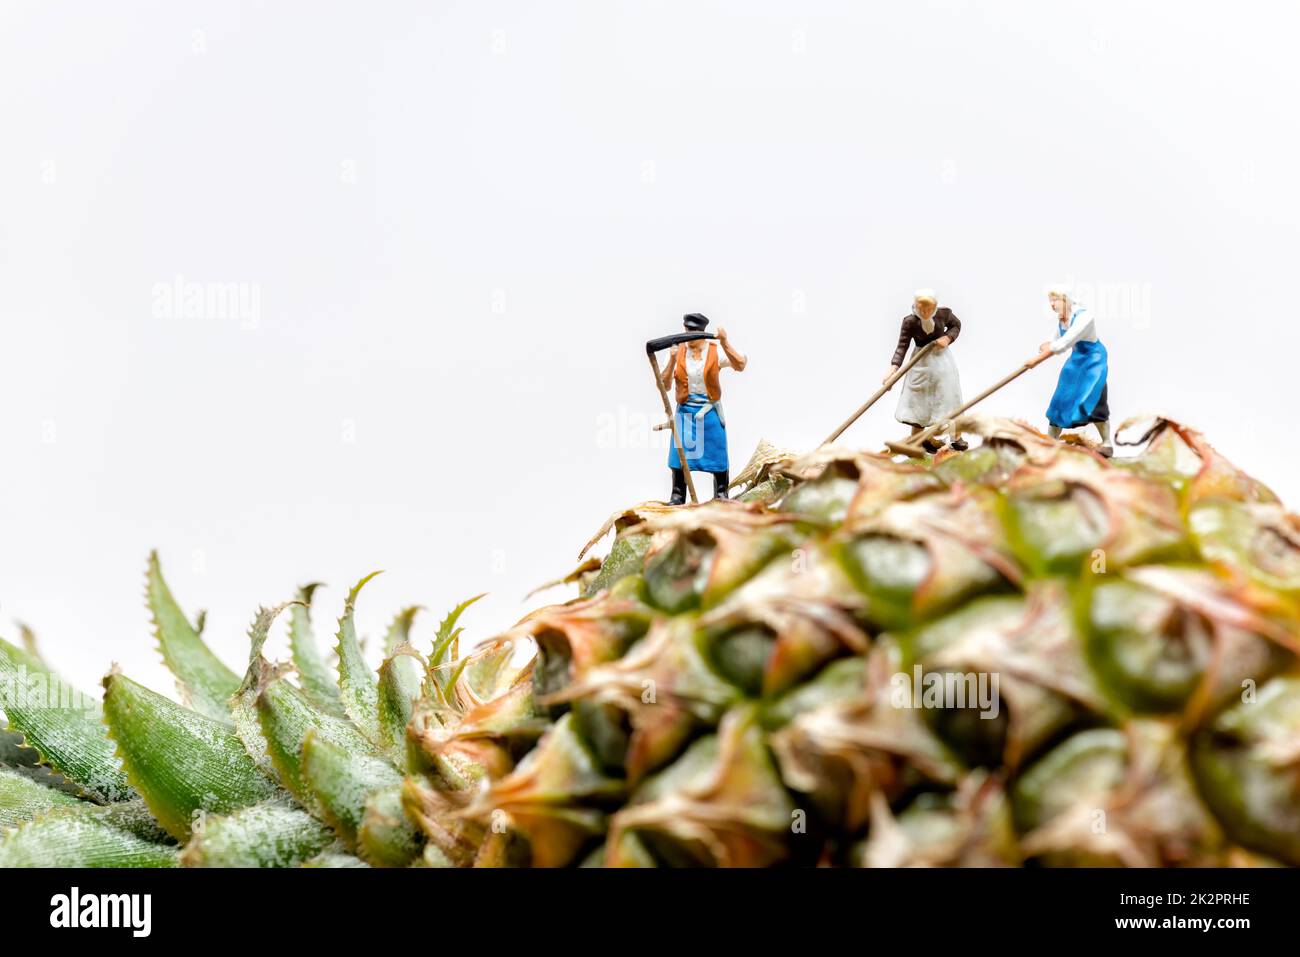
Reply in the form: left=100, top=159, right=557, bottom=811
left=1047, top=331, right=1109, bottom=429
left=667, top=394, right=729, bottom=472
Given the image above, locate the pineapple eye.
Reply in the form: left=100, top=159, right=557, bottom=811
left=1086, top=577, right=1291, bottom=718
left=1193, top=677, right=1300, bottom=864
left=781, top=472, right=860, bottom=523
left=1191, top=499, right=1300, bottom=589
left=842, top=535, right=931, bottom=617
left=569, top=700, right=632, bottom=773
left=1012, top=729, right=1128, bottom=850
left=532, top=628, right=577, bottom=704
left=643, top=534, right=713, bottom=614
left=1086, top=582, right=1207, bottom=712
left=1006, top=483, right=1109, bottom=574
left=922, top=680, right=1013, bottom=769
left=707, top=625, right=777, bottom=698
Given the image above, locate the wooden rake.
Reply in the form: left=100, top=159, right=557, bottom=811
left=820, top=341, right=936, bottom=446
left=885, top=350, right=1054, bottom=458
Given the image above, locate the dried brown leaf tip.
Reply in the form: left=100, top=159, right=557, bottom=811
left=1119, top=414, right=1280, bottom=504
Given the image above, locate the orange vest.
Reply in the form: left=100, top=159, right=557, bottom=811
left=674, top=342, right=722, bottom=403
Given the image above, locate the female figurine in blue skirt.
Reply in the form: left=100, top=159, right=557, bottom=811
left=1035, top=287, right=1112, bottom=457
left=660, top=313, right=748, bottom=504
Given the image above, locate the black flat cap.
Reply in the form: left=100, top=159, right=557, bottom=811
left=683, top=313, right=709, bottom=331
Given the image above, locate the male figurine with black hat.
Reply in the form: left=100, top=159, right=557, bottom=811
left=658, top=313, right=748, bottom=504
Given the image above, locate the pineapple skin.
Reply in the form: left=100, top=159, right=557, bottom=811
left=2, top=415, right=1299, bottom=868
left=473, top=415, right=1300, bottom=867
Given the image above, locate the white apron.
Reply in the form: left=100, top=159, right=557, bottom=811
left=895, top=345, right=962, bottom=429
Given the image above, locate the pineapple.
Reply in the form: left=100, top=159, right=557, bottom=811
left=1, top=413, right=1298, bottom=868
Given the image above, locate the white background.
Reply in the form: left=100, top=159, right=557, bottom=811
left=2, top=1, right=1297, bottom=698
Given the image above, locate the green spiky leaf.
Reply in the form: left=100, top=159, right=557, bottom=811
left=180, top=800, right=336, bottom=867
left=300, top=730, right=408, bottom=852
left=430, top=594, right=485, bottom=668
left=289, top=582, right=343, bottom=712
left=146, top=552, right=240, bottom=720
left=230, top=603, right=296, bottom=772
left=383, top=605, right=423, bottom=656
left=359, top=784, right=424, bottom=867
left=255, top=671, right=384, bottom=812
left=335, top=571, right=383, bottom=742
left=0, top=637, right=132, bottom=803
left=375, top=605, right=425, bottom=767
left=102, top=672, right=279, bottom=840
left=0, top=765, right=82, bottom=828
left=428, top=593, right=485, bottom=703
left=377, top=648, right=422, bottom=769
left=0, top=799, right=178, bottom=868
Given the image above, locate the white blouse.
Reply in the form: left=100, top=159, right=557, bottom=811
left=681, top=345, right=730, bottom=395
left=1050, top=306, right=1098, bottom=354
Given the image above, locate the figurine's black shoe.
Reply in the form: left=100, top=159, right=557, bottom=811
left=668, top=468, right=687, bottom=505
left=712, top=470, right=729, bottom=500
left=1098, top=445, right=1114, bottom=459
left=921, top=437, right=944, bottom=454
left=949, top=438, right=969, bottom=452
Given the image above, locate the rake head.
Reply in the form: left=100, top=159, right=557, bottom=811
left=885, top=439, right=929, bottom=458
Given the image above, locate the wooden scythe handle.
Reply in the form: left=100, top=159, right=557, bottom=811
left=647, top=351, right=699, bottom=503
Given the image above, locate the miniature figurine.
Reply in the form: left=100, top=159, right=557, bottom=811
left=885, top=290, right=967, bottom=452
left=1035, top=286, right=1112, bottom=457
left=660, top=314, right=747, bottom=504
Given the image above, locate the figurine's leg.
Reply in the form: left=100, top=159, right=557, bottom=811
left=712, top=470, right=729, bottom=500
left=1095, top=421, right=1113, bottom=458
left=910, top=424, right=942, bottom=453
left=668, top=468, right=687, bottom=505
left=1048, top=425, right=1062, bottom=439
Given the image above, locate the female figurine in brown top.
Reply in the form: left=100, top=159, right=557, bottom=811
left=884, top=290, right=967, bottom=451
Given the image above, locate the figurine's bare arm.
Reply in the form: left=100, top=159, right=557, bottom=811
left=716, top=328, right=747, bottom=371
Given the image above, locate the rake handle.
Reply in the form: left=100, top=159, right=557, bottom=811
left=821, top=342, right=936, bottom=446
left=907, top=349, right=1054, bottom=446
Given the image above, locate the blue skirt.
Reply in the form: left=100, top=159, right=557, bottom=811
left=667, top=394, right=729, bottom=472
left=1047, top=339, right=1109, bottom=428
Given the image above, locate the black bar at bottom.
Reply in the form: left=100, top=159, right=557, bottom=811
left=0, top=866, right=1283, bottom=943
